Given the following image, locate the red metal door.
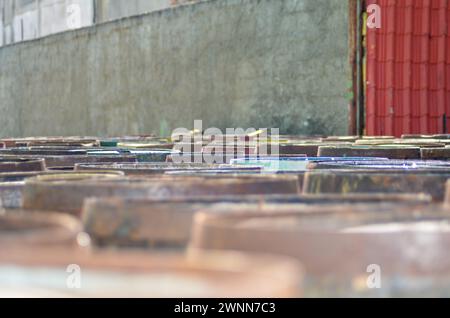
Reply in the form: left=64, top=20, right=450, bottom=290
left=366, top=0, right=449, bottom=136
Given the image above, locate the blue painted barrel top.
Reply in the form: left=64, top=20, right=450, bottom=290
left=230, top=157, right=388, bottom=172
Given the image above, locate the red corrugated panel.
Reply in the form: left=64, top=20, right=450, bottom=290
left=366, top=0, right=379, bottom=135
left=366, top=0, right=449, bottom=136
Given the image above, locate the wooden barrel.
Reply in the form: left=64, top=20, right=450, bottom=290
left=303, top=170, right=450, bottom=201
left=0, top=248, right=302, bottom=297
left=443, top=180, right=450, bottom=206
left=0, top=147, right=173, bottom=163
left=402, top=134, right=450, bottom=140
left=0, top=147, right=88, bottom=156
left=126, top=150, right=173, bottom=163
left=0, top=182, right=23, bottom=209
left=361, top=136, right=396, bottom=140
left=0, top=171, right=124, bottom=209
left=119, top=142, right=175, bottom=150
left=421, top=148, right=450, bottom=160
left=86, top=149, right=174, bottom=163
left=23, top=175, right=300, bottom=216
left=353, top=139, right=448, bottom=147
left=307, top=160, right=450, bottom=170
left=0, top=137, right=99, bottom=148
left=322, top=136, right=360, bottom=142
left=0, top=158, right=46, bottom=173
left=0, top=154, right=137, bottom=168
left=82, top=193, right=431, bottom=248
left=318, top=145, right=421, bottom=159
left=190, top=203, right=450, bottom=297
left=260, top=142, right=352, bottom=157
left=75, top=163, right=262, bottom=175
left=0, top=211, right=83, bottom=248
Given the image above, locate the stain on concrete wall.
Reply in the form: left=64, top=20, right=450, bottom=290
left=0, top=0, right=349, bottom=137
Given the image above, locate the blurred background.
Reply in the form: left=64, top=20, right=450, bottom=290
left=0, top=0, right=349, bottom=137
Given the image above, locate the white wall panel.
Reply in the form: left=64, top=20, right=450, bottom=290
left=0, top=0, right=200, bottom=46
left=0, top=18, right=3, bottom=46
left=13, top=9, right=38, bottom=41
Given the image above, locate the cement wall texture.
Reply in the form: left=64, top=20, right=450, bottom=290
left=0, top=0, right=350, bottom=137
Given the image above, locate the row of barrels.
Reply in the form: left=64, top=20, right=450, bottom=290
left=2, top=135, right=450, bottom=297
left=4, top=163, right=450, bottom=210
left=2, top=134, right=450, bottom=164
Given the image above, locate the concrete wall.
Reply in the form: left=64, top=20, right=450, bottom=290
left=0, top=0, right=350, bottom=137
